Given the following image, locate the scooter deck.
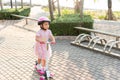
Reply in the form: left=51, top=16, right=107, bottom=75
left=35, top=61, right=53, bottom=80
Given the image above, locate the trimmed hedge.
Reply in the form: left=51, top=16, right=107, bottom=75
left=0, top=7, right=30, bottom=20
left=50, top=14, right=94, bottom=36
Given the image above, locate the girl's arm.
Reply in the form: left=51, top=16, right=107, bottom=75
left=50, top=35, right=55, bottom=43
left=35, top=36, right=41, bottom=42
left=35, top=36, right=45, bottom=42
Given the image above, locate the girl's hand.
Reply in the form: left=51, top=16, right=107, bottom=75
left=40, top=41, right=45, bottom=44
left=50, top=41, right=56, bottom=44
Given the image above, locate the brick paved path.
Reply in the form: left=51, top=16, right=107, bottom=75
left=0, top=21, right=120, bottom=80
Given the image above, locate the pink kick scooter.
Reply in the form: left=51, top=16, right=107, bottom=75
left=35, top=42, right=55, bottom=80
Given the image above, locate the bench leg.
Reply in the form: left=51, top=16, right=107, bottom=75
left=116, top=37, right=119, bottom=48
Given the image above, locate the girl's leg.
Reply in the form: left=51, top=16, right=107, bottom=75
left=41, top=59, right=46, bottom=67
left=39, top=59, right=46, bottom=74
left=36, top=58, right=41, bottom=70
left=38, top=58, right=41, bottom=64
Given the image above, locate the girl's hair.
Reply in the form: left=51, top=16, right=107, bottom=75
left=39, top=21, right=50, bottom=30
left=38, top=16, right=50, bottom=30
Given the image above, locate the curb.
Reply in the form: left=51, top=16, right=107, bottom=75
left=55, top=36, right=76, bottom=40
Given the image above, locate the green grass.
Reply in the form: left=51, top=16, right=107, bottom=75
left=42, top=7, right=120, bottom=20
left=84, top=10, right=106, bottom=19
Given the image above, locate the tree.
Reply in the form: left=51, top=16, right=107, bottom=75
left=10, top=0, right=13, bottom=8
left=79, top=0, right=84, bottom=18
left=105, top=0, right=115, bottom=20
left=94, top=0, right=115, bottom=20
left=57, top=0, right=61, bottom=16
left=0, top=0, right=3, bottom=10
left=52, top=0, right=56, bottom=11
left=30, top=0, right=32, bottom=7
left=48, top=0, right=54, bottom=21
left=74, top=0, right=80, bottom=13
left=15, top=0, right=17, bottom=11
left=21, top=0, right=23, bottom=8
left=74, top=0, right=84, bottom=18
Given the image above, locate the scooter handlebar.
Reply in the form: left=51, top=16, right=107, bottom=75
left=39, top=42, right=56, bottom=44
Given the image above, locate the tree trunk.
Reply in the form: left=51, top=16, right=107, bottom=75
left=48, top=0, right=54, bottom=21
left=0, top=0, right=3, bottom=10
left=30, top=0, right=32, bottom=7
left=74, top=0, right=80, bottom=13
left=15, top=0, right=17, bottom=11
left=10, top=0, right=13, bottom=8
left=80, top=0, right=84, bottom=18
left=21, top=0, right=23, bottom=8
left=74, top=0, right=84, bottom=18
left=108, top=8, right=113, bottom=20
left=57, top=0, right=61, bottom=16
left=106, top=0, right=114, bottom=20
left=108, top=0, right=113, bottom=20
left=52, top=0, right=56, bottom=11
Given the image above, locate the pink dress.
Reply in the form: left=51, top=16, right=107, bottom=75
left=34, top=29, right=53, bottom=59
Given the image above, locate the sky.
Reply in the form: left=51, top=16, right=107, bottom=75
left=2, top=0, right=120, bottom=11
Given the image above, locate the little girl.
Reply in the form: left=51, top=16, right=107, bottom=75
left=34, top=16, right=55, bottom=74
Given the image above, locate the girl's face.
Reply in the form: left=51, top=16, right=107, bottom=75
left=41, top=22, right=49, bottom=30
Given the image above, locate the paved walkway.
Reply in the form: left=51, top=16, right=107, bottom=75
left=0, top=6, right=120, bottom=80
left=0, top=20, right=120, bottom=80
left=0, top=20, right=19, bottom=31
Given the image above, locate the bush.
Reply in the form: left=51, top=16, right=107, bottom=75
left=50, top=14, right=94, bottom=36
left=0, top=7, right=30, bottom=20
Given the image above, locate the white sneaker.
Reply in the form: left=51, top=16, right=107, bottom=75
left=36, top=64, right=41, bottom=70
left=46, top=70, right=50, bottom=77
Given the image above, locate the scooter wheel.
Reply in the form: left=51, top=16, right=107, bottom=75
left=40, top=76, right=45, bottom=80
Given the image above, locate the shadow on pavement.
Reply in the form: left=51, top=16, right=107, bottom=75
left=49, top=39, right=120, bottom=80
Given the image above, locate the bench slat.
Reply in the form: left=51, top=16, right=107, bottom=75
left=11, top=14, right=38, bottom=21
left=75, top=27, right=120, bottom=38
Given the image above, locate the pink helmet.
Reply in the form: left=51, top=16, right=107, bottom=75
left=38, top=16, right=50, bottom=25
